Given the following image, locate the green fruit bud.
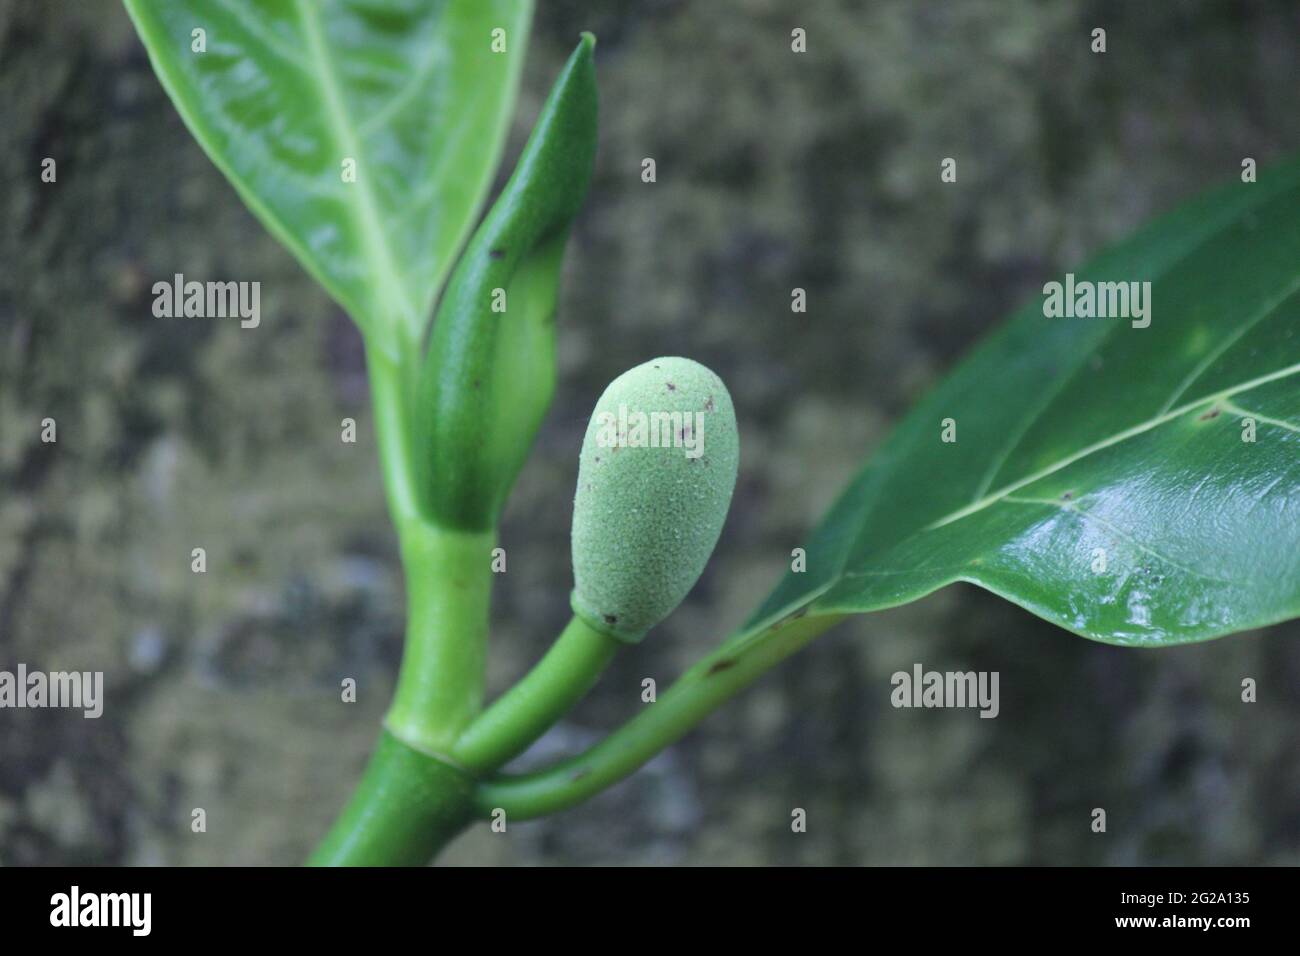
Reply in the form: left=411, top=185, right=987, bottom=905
left=571, top=357, right=739, bottom=642
left=416, top=34, right=598, bottom=530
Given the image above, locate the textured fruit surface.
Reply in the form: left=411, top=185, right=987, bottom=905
left=571, top=357, right=739, bottom=641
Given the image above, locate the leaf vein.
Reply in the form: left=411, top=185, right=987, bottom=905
left=293, top=0, right=416, bottom=334
left=1220, top=400, right=1300, bottom=435
left=926, top=359, right=1300, bottom=532
left=970, top=185, right=1296, bottom=502
left=1159, top=274, right=1300, bottom=413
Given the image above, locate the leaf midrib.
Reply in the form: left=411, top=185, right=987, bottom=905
left=293, top=0, right=416, bottom=334
left=970, top=179, right=1298, bottom=504
left=927, top=348, right=1300, bottom=533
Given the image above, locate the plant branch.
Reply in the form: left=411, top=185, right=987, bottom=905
left=383, top=519, right=495, bottom=754
left=452, top=614, right=621, bottom=773
left=309, top=730, right=475, bottom=866
left=471, top=610, right=845, bottom=820
left=367, top=336, right=495, bottom=754
left=313, top=341, right=496, bottom=864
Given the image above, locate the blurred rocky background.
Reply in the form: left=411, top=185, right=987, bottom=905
left=1, top=0, right=1297, bottom=865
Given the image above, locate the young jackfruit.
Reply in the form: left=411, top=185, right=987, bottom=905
left=571, top=357, right=739, bottom=642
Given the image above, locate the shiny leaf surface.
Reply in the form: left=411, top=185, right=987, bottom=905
left=750, top=161, right=1300, bottom=646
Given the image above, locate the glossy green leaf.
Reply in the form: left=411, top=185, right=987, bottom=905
left=123, top=0, right=533, bottom=356
left=415, top=34, right=597, bottom=530
left=750, top=160, right=1300, bottom=647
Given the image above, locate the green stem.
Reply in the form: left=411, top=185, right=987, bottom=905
left=452, top=615, right=620, bottom=773
left=309, top=730, right=474, bottom=866
left=366, top=337, right=497, bottom=755
left=384, top=520, right=495, bottom=754
left=473, top=611, right=844, bottom=820
left=312, top=339, right=494, bottom=866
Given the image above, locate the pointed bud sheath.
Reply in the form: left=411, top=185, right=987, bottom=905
left=571, top=357, right=739, bottom=642
left=416, top=34, right=597, bottom=530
